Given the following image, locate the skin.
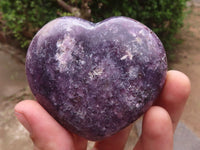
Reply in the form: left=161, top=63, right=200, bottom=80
left=15, top=70, right=191, bottom=150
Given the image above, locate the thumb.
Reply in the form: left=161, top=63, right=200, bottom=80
left=14, top=100, right=87, bottom=150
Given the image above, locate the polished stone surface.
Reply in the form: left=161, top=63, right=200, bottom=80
left=26, top=16, right=167, bottom=140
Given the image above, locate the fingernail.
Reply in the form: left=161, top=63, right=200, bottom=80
left=15, top=111, right=32, bottom=133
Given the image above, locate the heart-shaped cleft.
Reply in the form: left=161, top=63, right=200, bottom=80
left=26, top=16, right=167, bottom=141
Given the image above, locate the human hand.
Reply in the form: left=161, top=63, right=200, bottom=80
left=15, top=70, right=191, bottom=150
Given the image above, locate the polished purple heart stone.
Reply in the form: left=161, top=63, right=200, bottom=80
left=26, top=16, right=167, bottom=141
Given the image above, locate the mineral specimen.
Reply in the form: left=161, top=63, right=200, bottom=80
left=26, top=16, right=167, bottom=141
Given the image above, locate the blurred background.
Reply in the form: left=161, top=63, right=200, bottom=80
left=0, top=0, right=199, bottom=149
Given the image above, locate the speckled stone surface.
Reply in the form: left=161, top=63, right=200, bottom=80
left=26, top=16, right=167, bottom=141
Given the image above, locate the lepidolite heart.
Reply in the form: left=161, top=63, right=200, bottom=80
left=26, top=16, right=167, bottom=141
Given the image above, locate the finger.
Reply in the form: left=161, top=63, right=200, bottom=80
left=155, top=70, right=191, bottom=131
left=134, top=106, right=173, bottom=150
left=15, top=100, right=87, bottom=150
left=92, top=124, right=133, bottom=150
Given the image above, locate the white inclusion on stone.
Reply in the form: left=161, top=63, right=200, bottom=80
left=120, top=55, right=128, bottom=60
left=129, top=66, right=139, bottom=79
left=79, top=60, right=85, bottom=65
left=129, top=29, right=137, bottom=37
left=26, top=50, right=32, bottom=61
left=120, top=50, right=133, bottom=60
left=123, top=94, right=137, bottom=110
left=161, top=56, right=166, bottom=62
left=126, top=50, right=133, bottom=60
left=78, top=41, right=84, bottom=51
left=136, top=103, right=141, bottom=108
left=65, top=26, right=72, bottom=32
left=56, top=39, right=62, bottom=48
left=144, top=56, right=150, bottom=63
left=88, top=67, right=104, bottom=80
left=131, top=32, right=137, bottom=37
left=55, top=35, right=75, bottom=73
left=136, top=37, right=142, bottom=45
left=139, top=29, right=145, bottom=36
left=29, top=68, right=34, bottom=74
left=126, top=95, right=134, bottom=106
left=76, top=108, right=87, bottom=119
